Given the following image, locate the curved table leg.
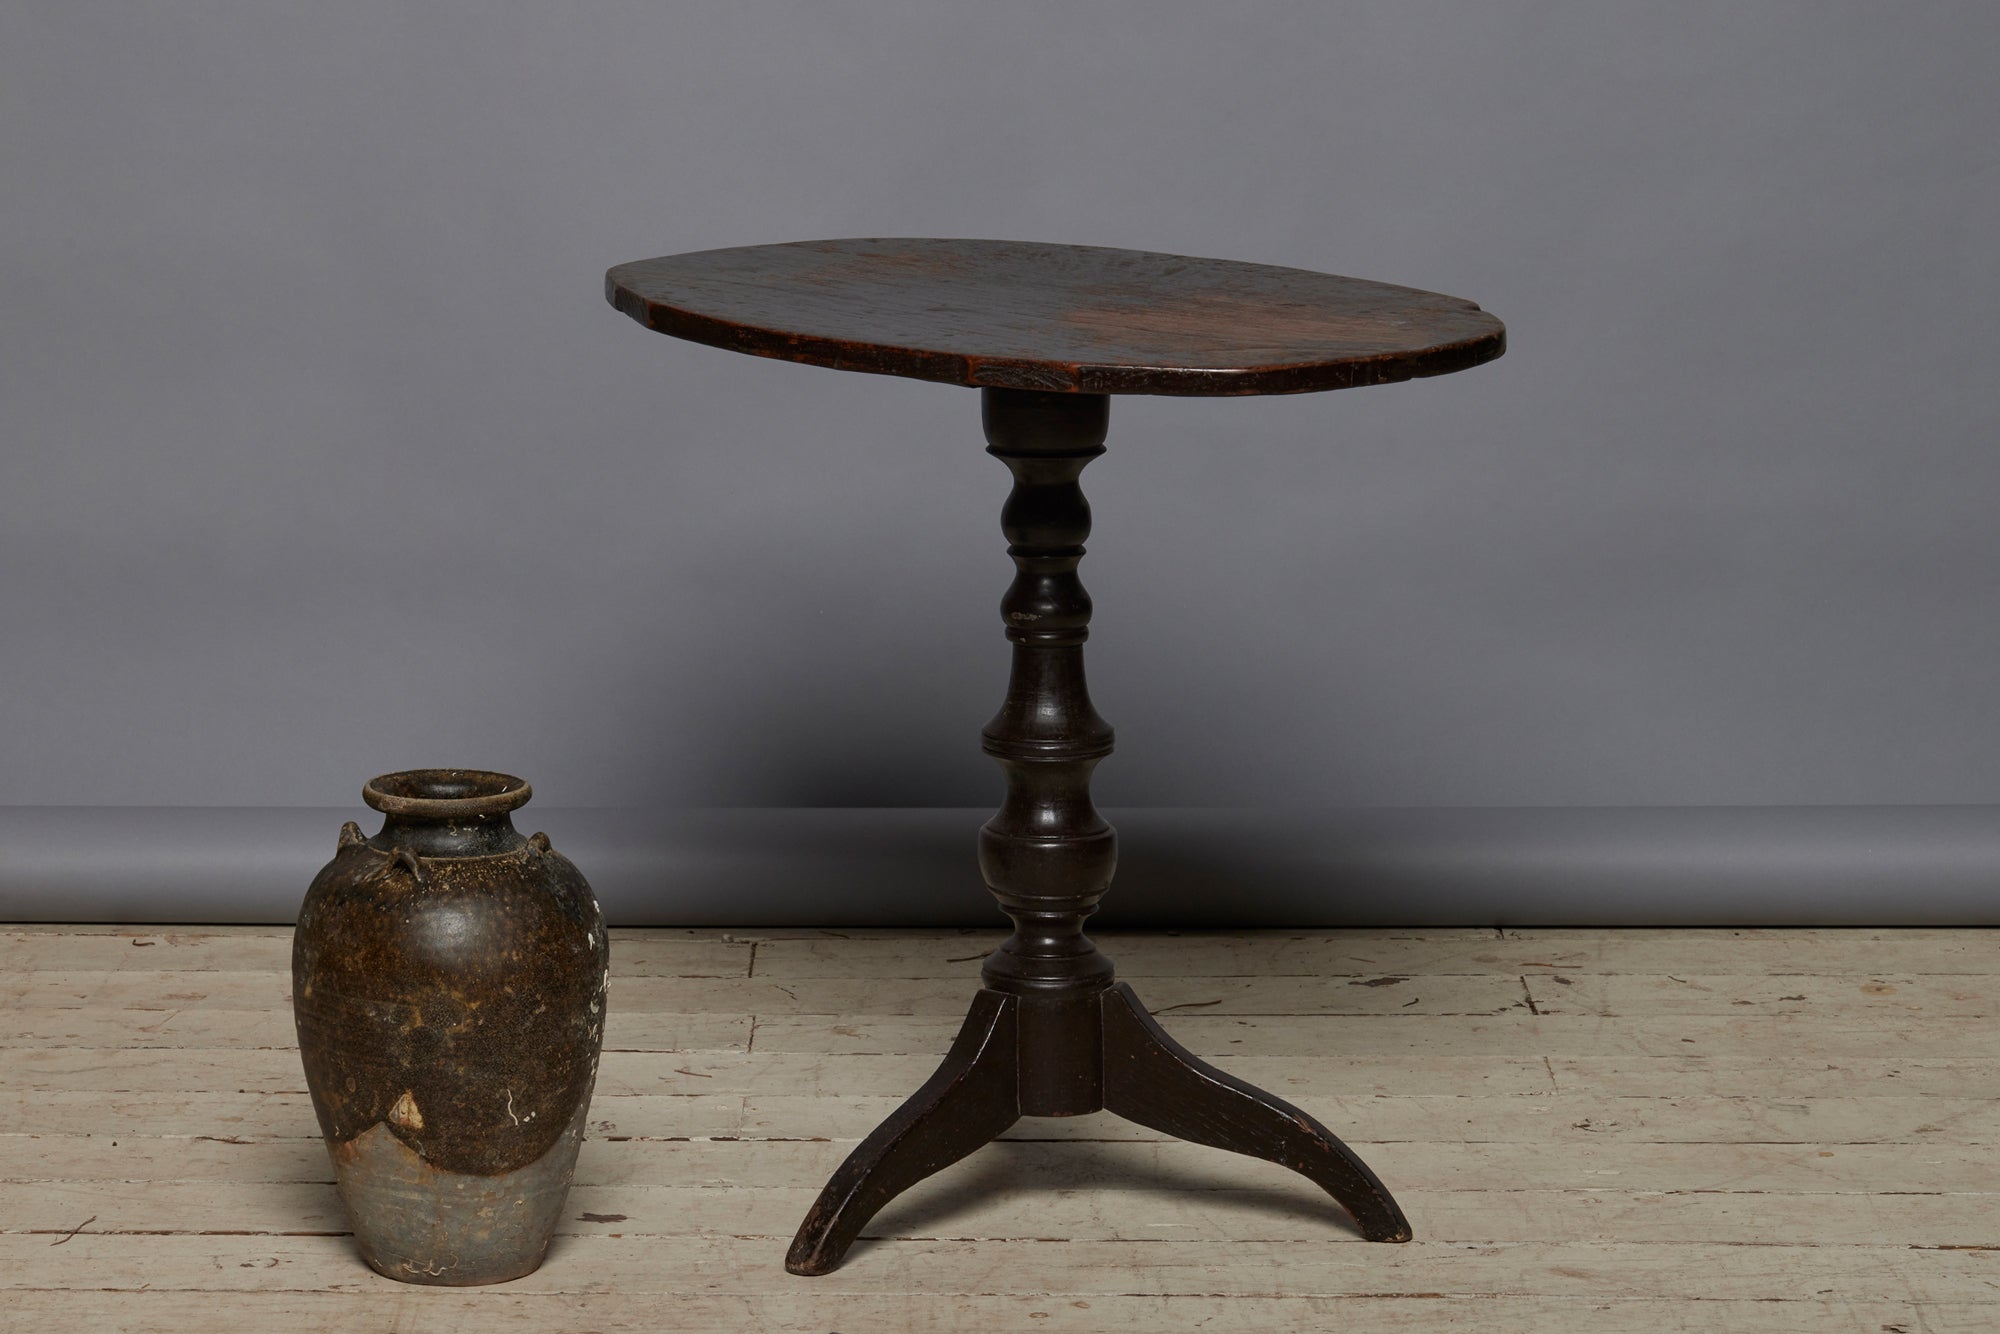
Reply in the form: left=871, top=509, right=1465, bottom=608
left=785, top=988, right=1022, bottom=1276
left=1101, top=982, right=1412, bottom=1243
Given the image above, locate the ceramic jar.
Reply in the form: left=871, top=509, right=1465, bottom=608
left=292, top=769, right=608, bottom=1285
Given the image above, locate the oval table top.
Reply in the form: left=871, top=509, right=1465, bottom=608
left=605, top=238, right=1504, bottom=397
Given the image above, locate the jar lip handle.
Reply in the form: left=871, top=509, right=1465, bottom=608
left=363, top=769, right=532, bottom=819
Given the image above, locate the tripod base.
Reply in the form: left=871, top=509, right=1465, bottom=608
left=785, top=982, right=1411, bottom=1276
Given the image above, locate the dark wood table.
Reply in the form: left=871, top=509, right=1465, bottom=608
left=604, top=238, right=1505, bottom=1275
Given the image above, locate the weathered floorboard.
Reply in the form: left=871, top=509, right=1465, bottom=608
left=4, top=1291, right=1991, bottom=1334
left=2, top=1232, right=1991, bottom=1301
left=2, top=923, right=1992, bottom=1332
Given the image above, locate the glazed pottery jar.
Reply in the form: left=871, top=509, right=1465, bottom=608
left=293, top=769, right=608, bottom=1285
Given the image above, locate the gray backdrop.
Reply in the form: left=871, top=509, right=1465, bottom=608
left=4, top=3, right=1997, bottom=922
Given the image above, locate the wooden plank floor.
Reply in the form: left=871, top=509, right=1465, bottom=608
left=3, top=924, right=1996, bottom=1332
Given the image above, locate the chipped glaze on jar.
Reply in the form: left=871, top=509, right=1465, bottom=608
left=292, top=769, right=609, bottom=1286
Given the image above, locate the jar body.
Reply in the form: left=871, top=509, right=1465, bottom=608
left=292, top=771, right=608, bottom=1286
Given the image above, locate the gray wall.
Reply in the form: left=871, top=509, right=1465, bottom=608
left=4, top=5, right=1997, bottom=920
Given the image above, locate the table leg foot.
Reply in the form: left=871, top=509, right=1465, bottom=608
left=785, top=989, right=1022, bottom=1276
left=1100, top=982, right=1413, bottom=1243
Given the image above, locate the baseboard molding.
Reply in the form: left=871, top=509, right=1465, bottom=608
left=2, top=805, right=1996, bottom=925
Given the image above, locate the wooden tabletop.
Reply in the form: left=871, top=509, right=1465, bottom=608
left=606, top=238, right=1504, bottom=396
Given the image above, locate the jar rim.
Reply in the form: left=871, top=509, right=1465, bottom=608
left=363, top=769, right=532, bottom=819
